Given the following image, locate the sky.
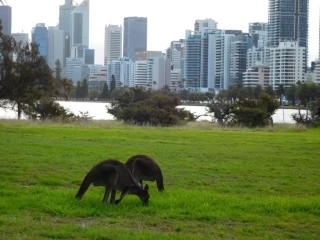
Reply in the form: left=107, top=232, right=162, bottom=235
left=7, top=0, right=320, bottom=66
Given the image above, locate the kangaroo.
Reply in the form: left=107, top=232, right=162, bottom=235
left=75, top=159, right=149, bottom=204
left=125, top=155, right=164, bottom=191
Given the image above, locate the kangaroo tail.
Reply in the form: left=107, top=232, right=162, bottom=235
left=75, top=173, right=92, bottom=199
left=156, top=171, right=164, bottom=191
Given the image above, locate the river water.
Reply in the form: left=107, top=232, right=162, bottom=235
left=0, top=101, right=306, bottom=124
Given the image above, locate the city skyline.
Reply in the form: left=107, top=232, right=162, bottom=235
left=4, top=0, right=320, bottom=65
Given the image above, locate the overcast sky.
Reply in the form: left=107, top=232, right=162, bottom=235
left=8, top=0, right=320, bottom=65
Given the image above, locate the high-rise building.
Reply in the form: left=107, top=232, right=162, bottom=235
left=12, top=33, right=29, bottom=46
left=32, top=23, right=48, bottom=59
left=183, top=30, right=201, bottom=91
left=249, top=22, right=268, bottom=48
left=230, top=33, right=253, bottom=86
left=48, top=26, right=64, bottom=70
left=242, top=65, right=270, bottom=89
left=0, top=3, right=11, bottom=36
left=108, top=57, right=135, bottom=88
left=104, top=24, right=122, bottom=66
left=207, top=30, right=241, bottom=90
left=268, top=41, right=305, bottom=89
left=59, top=0, right=76, bottom=62
left=70, top=0, right=89, bottom=54
left=194, top=19, right=217, bottom=33
left=123, top=17, right=147, bottom=61
left=268, top=0, right=309, bottom=68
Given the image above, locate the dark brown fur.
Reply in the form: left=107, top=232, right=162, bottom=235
left=75, top=159, right=149, bottom=204
left=125, top=155, right=164, bottom=191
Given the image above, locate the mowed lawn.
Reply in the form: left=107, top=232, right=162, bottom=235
left=0, top=121, right=319, bottom=239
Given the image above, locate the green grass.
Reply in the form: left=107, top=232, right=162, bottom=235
left=0, top=120, right=319, bottom=239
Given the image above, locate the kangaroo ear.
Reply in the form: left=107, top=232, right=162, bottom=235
left=144, top=184, right=149, bottom=191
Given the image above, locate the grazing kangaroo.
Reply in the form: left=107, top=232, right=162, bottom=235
left=75, top=159, right=149, bottom=204
left=125, top=155, right=164, bottom=191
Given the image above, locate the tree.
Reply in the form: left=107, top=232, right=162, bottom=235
left=107, top=87, right=195, bottom=126
left=285, top=84, right=297, bottom=105
left=75, top=81, right=81, bottom=98
left=110, top=75, right=116, bottom=95
left=207, top=92, right=279, bottom=127
left=81, top=79, right=89, bottom=98
left=264, top=85, right=275, bottom=98
left=100, top=82, right=109, bottom=99
left=54, top=59, right=73, bottom=100
left=9, top=41, right=56, bottom=119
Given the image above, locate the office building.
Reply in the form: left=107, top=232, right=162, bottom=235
left=12, top=33, right=28, bottom=45
left=123, top=17, right=147, bottom=61
left=207, top=30, right=242, bottom=91
left=183, top=30, right=201, bottom=91
left=268, top=41, right=305, bottom=89
left=268, top=0, right=309, bottom=68
left=59, top=0, right=76, bottom=62
left=104, top=24, right=122, bottom=66
left=107, top=57, right=135, bottom=88
left=31, top=23, right=48, bottom=59
left=48, top=26, right=64, bottom=70
left=315, top=60, right=320, bottom=84
left=230, top=33, right=253, bottom=86
left=0, top=3, right=11, bottom=36
left=166, top=40, right=184, bottom=70
left=66, top=57, right=84, bottom=83
left=70, top=0, right=89, bottom=54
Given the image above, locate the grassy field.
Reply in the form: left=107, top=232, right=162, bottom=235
left=0, top=120, right=319, bottom=239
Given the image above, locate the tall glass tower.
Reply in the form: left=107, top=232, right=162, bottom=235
left=0, top=4, right=12, bottom=36
left=268, top=0, right=309, bottom=67
left=70, top=0, right=89, bottom=52
left=123, top=17, right=147, bottom=61
left=32, top=23, right=48, bottom=59
left=59, top=0, right=76, bottom=61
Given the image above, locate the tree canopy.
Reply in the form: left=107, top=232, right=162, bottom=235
left=107, top=87, right=195, bottom=126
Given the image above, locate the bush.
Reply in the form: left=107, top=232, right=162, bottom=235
left=107, top=87, right=195, bottom=126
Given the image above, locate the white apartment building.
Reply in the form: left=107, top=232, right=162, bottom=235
left=194, top=19, right=217, bottom=33
left=107, top=57, right=135, bottom=88
left=268, top=41, right=305, bottom=89
left=246, top=47, right=266, bottom=68
left=242, top=65, right=270, bottom=88
left=47, top=26, right=65, bottom=69
left=104, top=24, right=122, bottom=66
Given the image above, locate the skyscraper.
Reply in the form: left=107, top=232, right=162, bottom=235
left=32, top=23, right=48, bottom=59
left=12, top=33, right=29, bottom=46
left=123, top=17, right=147, bottom=61
left=104, top=24, right=122, bottom=66
left=70, top=0, right=89, bottom=52
left=48, top=26, right=64, bottom=69
left=268, top=0, right=309, bottom=67
left=0, top=3, right=11, bottom=36
left=59, top=0, right=76, bottom=61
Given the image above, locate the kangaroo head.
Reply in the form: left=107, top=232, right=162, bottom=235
left=127, top=184, right=149, bottom=203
